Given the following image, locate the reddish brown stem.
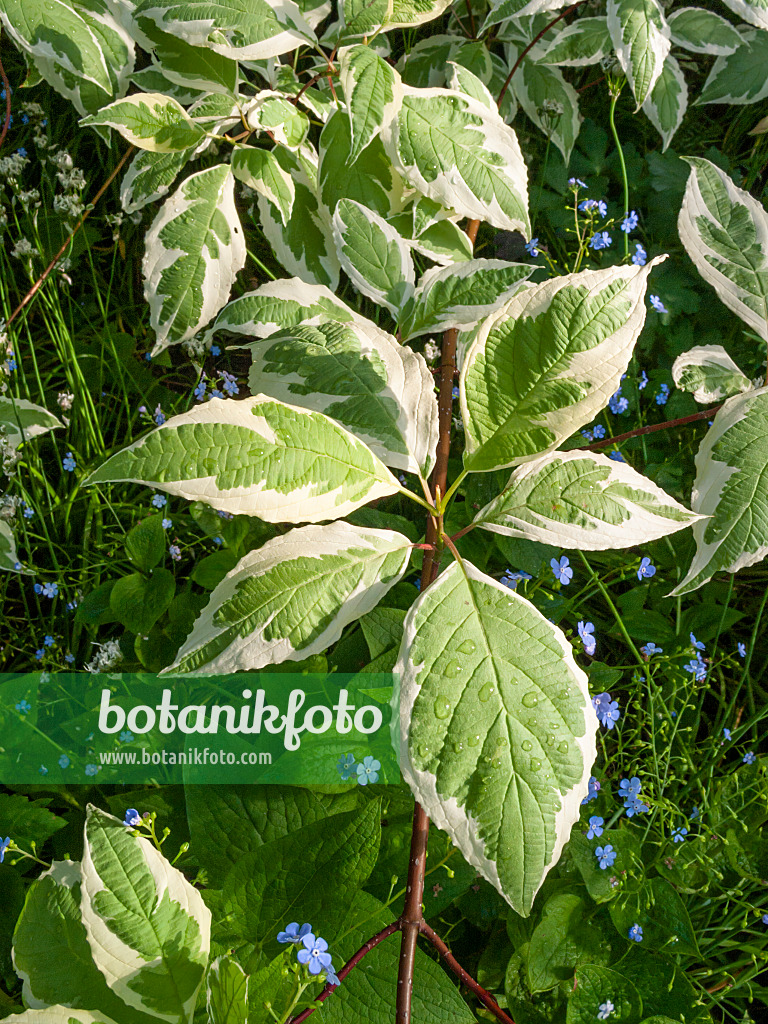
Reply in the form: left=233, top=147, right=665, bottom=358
left=497, top=1, right=587, bottom=107
left=288, top=923, right=401, bottom=1023
left=8, top=145, right=135, bottom=327
left=580, top=405, right=722, bottom=451
left=0, top=39, right=11, bottom=153
left=395, top=803, right=431, bottom=1024
left=420, top=922, right=515, bottom=1024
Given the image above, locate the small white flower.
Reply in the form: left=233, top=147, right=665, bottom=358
left=11, top=238, right=35, bottom=259
left=57, top=392, right=75, bottom=411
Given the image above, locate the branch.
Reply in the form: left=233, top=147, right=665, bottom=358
left=579, top=405, right=722, bottom=451
left=497, top=1, right=587, bottom=108
left=288, top=923, right=401, bottom=1023
left=420, top=922, right=515, bottom=1024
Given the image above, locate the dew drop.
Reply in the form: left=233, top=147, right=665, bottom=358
left=182, top=459, right=197, bottom=476
left=478, top=682, right=495, bottom=702
left=521, top=740, right=532, bottom=751
left=417, top=743, right=430, bottom=758
left=529, top=757, right=542, bottom=772
left=434, top=696, right=451, bottom=720
left=558, top=741, right=569, bottom=753
left=452, top=740, right=464, bottom=753
left=492, top=757, right=502, bottom=769
left=522, top=691, right=539, bottom=708
left=558, top=689, right=570, bottom=700
left=496, top=736, right=508, bottom=748
left=458, top=639, right=476, bottom=655
left=249, top=447, right=265, bottom=460
left=468, top=733, right=481, bottom=747
left=202, top=457, right=216, bottom=473
left=546, top=734, right=555, bottom=747
left=444, top=660, right=461, bottom=678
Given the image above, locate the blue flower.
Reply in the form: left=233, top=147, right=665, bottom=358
left=595, top=844, right=616, bottom=869
left=451, top=386, right=459, bottom=399
left=637, top=556, right=656, bottom=580
left=743, top=751, right=756, bottom=765
left=325, top=964, right=341, bottom=986
left=628, top=923, right=643, bottom=942
left=210, top=344, right=221, bottom=356
left=64, top=652, right=75, bottom=663
left=337, top=753, right=356, bottom=780
left=689, top=806, right=699, bottom=820
left=23, top=505, right=34, bottom=518
left=162, top=518, right=172, bottom=529
left=683, top=654, right=707, bottom=681
left=655, top=383, right=670, bottom=406
left=586, top=815, right=604, bottom=839
left=153, top=404, right=165, bottom=426
left=640, top=641, right=663, bottom=657
left=689, top=633, right=705, bottom=651
left=579, top=199, right=608, bottom=217
left=35, top=649, right=45, bottom=660
left=39, top=765, right=48, bottom=775
left=211, top=389, right=223, bottom=399
left=589, top=230, right=612, bottom=250
left=84, top=764, right=100, bottom=777
left=621, top=210, right=638, bottom=233
left=592, top=424, right=606, bottom=439
left=15, top=700, right=31, bottom=714
left=763, top=914, right=768, bottom=926
left=58, top=754, right=70, bottom=769
left=278, top=922, right=312, bottom=944
left=592, top=692, right=620, bottom=729
left=578, top=620, right=596, bottom=655
left=624, top=794, right=649, bottom=817
left=44, top=634, right=55, bottom=647
left=550, top=555, right=573, bottom=585
left=500, top=569, right=532, bottom=589
left=581, top=429, right=594, bottom=441
left=737, top=642, right=746, bottom=658
left=597, top=1001, right=615, bottom=1021
left=62, top=452, right=76, bottom=472
left=608, top=389, right=628, bottom=414
left=568, top=177, right=587, bottom=188
left=638, top=370, right=648, bottom=390
left=194, top=380, right=207, bottom=401
left=649, top=295, right=668, bottom=313
left=356, top=755, right=380, bottom=785
left=582, top=776, right=601, bottom=804
left=0, top=838, right=10, bottom=864
left=119, top=730, right=134, bottom=743
left=525, top=237, right=540, bottom=256
left=123, top=809, right=142, bottom=827
left=672, top=826, right=688, bottom=843
left=618, top=777, right=642, bottom=798
left=608, top=450, right=625, bottom=462
left=151, top=494, right=167, bottom=508
left=222, top=371, right=239, bottom=396
left=298, top=933, right=333, bottom=975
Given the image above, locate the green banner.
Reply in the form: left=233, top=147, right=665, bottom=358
left=0, top=672, right=398, bottom=785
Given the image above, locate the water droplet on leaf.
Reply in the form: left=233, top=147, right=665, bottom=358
left=522, top=691, right=539, bottom=708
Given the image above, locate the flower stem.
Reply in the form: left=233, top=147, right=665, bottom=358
left=608, top=88, right=629, bottom=259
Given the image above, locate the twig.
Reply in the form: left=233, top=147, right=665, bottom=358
left=7, top=145, right=135, bottom=327
left=420, top=922, right=515, bottom=1024
left=497, top=1, right=587, bottom=108
left=288, top=923, right=402, bottom=1023
left=579, top=406, right=722, bottom=451
left=0, top=36, right=11, bottom=153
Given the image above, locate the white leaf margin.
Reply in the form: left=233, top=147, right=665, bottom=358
left=671, top=344, right=754, bottom=404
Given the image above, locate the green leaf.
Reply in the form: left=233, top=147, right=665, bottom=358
left=568, top=828, right=642, bottom=903
left=460, top=260, right=664, bottom=473
left=609, top=876, right=699, bottom=955
left=527, top=891, right=615, bottom=992
left=678, top=157, right=768, bottom=342
left=672, top=344, right=753, bottom=404
left=120, top=148, right=193, bottom=215
left=360, top=606, right=406, bottom=660
left=190, top=550, right=240, bottom=589
left=394, top=559, right=596, bottom=915
left=319, top=110, right=404, bottom=219
left=483, top=0, right=574, bottom=35
left=186, top=785, right=361, bottom=887
left=619, top=950, right=710, bottom=1023
left=220, top=801, right=381, bottom=955
left=670, top=385, right=768, bottom=595
left=642, top=55, right=687, bottom=151
left=0, top=521, right=24, bottom=574
left=0, top=1009, right=122, bottom=1024
left=0, top=396, right=63, bottom=449
left=162, top=522, right=412, bottom=675
left=697, top=29, right=768, bottom=106
left=606, top=0, right=671, bottom=108
left=339, top=44, right=402, bottom=163
left=125, top=515, right=166, bottom=573
left=381, top=83, right=530, bottom=234
left=232, top=146, right=294, bottom=226
left=566, top=964, right=643, bottom=1024
left=0, top=0, right=134, bottom=116
left=86, top=395, right=400, bottom=524
left=0, top=793, right=66, bottom=850
left=245, top=93, right=309, bottom=149
left=401, top=259, right=533, bottom=340
left=147, top=26, right=239, bottom=94
left=667, top=7, right=743, bottom=55
left=474, top=450, right=701, bottom=549
left=12, top=862, right=160, bottom=1024
left=207, top=956, right=248, bottom=1024
left=512, top=58, right=582, bottom=162
left=240, top=320, right=438, bottom=474
left=79, top=806, right=211, bottom=1023
left=536, top=16, right=612, bottom=66
left=81, top=93, right=205, bottom=151
left=110, top=569, right=176, bottom=635
left=144, top=164, right=246, bottom=355
left=134, top=0, right=314, bottom=61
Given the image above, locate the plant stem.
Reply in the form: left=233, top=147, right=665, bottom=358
left=579, top=405, right=722, bottom=451
left=608, top=87, right=629, bottom=259
left=496, top=2, right=587, bottom=108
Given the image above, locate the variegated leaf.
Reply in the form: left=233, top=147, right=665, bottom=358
left=380, top=83, right=530, bottom=235
left=245, top=93, right=309, bottom=149
left=1, top=1009, right=121, bottom=1024
left=607, top=0, right=671, bottom=109
left=163, top=522, right=412, bottom=675
left=642, top=54, right=687, bottom=151
left=535, top=16, right=612, bottom=66
left=232, top=146, right=294, bottom=226
left=678, top=157, right=768, bottom=342
left=80, top=806, right=210, bottom=1024
left=697, top=29, right=768, bottom=106
left=144, top=164, right=246, bottom=355
left=667, top=7, right=743, bottom=56
left=670, top=386, right=768, bottom=595
left=332, top=198, right=415, bottom=317
left=297, top=0, right=331, bottom=29
left=474, top=450, right=703, bottom=548
left=339, top=43, right=403, bottom=164
left=134, top=0, right=315, bottom=61
left=0, top=397, right=62, bottom=449
left=0, top=521, right=24, bottom=573
left=80, top=92, right=205, bottom=151
left=511, top=57, right=582, bottom=162
left=318, top=110, right=405, bottom=219
left=257, top=146, right=340, bottom=289
left=401, top=259, right=533, bottom=341
left=460, top=258, right=665, bottom=472
left=120, top=148, right=193, bottom=214
left=394, top=559, right=596, bottom=916
left=446, top=60, right=497, bottom=109
left=207, top=957, right=248, bottom=1024
left=384, top=0, right=454, bottom=30
left=0, top=0, right=134, bottom=116
left=672, top=345, right=753, bottom=404
left=719, top=0, right=768, bottom=31
left=483, top=0, right=573, bottom=34
left=86, top=395, right=400, bottom=523
left=142, top=21, right=239, bottom=94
